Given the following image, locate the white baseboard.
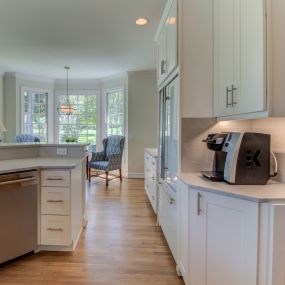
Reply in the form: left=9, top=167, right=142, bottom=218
left=127, top=172, right=144, bottom=179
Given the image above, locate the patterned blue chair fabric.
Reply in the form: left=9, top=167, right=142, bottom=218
left=15, top=134, right=41, bottom=143
left=89, top=135, right=125, bottom=172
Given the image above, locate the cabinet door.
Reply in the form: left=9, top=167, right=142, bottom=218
left=215, top=0, right=265, bottom=117
left=177, top=179, right=189, bottom=284
left=239, top=0, right=265, bottom=114
left=166, top=0, right=178, bottom=76
left=214, top=0, right=241, bottom=117
left=189, top=189, right=259, bottom=285
left=157, top=28, right=167, bottom=84
left=158, top=183, right=177, bottom=262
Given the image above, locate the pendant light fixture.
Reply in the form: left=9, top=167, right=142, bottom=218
left=58, top=66, right=76, bottom=115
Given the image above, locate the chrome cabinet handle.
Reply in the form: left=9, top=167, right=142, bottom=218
left=226, top=87, right=232, bottom=108
left=46, top=177, right=64, bottom=181
left=161, top=60, right=167, bottom=75
left=231, top=85, right=237, bottom=106
left=47, top=200, right=64, bottom=203
left=47, top=227, right=63, bottom=232
left=197, top=192, right=202, bottom=216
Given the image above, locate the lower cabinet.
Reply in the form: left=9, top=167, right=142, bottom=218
left=41, top=215, right=71, bottom=246
left=177, top=179, right=189, bottom=283
left=189, top=188, right=259, bottom=285
left=177, top=179, right=285, bottom=285
left=144, top=150, right=158, bottom=213
left=39, top=166, right=83, bottom=250
left=158, top=182, right=177, bottom=263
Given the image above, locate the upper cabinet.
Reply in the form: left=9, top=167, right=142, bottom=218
left=156, top=0, right=178, bottom=85
left=214, top=0, right=266, bottom=117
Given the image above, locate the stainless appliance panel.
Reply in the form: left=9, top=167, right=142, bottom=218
left=0, top=170, right=38, bottom=264
left=158, top=76, right=179, bottom=190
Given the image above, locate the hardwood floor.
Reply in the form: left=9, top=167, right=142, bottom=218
left=0, top=179, right=184, bottom=285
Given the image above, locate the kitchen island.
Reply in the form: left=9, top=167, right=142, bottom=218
left=0, top=143, right=88, bottom=253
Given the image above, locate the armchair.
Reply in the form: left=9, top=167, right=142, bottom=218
left=88, top=135, right=125, bottom=186
left=15, top=134, right=40, bottom=143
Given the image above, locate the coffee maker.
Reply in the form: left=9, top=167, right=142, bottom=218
left=201, top=132, right=274, bottom=185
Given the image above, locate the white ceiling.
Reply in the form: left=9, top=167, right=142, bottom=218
left=0, top=0, right=166, bottom=79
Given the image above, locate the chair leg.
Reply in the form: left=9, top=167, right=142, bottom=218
left=119, top=169, right=122, bottom=182
left=88, top=167, right=91, bottom=183
left=105, top=171, right=109, bottom=187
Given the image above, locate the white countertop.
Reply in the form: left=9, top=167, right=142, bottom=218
left=179, top=173, right=285, bottom=202
left=0, top=143, right=89, bottom=148
left=0, top=157, right=84, bottom=174
left=145, top=148, right=158, bottom=158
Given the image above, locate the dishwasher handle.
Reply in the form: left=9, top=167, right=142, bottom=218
left=0, top=177, right=37, bottom=187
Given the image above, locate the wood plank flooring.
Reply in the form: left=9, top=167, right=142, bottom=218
left=0, top=179, right=184, bottom=285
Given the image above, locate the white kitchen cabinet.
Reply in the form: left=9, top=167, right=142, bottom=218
left=189, top=188, right=259, bottom=285
left=156, top=0, right=178, bottom=85
left=214, top=0, right=266, bottom=117
left=40, top=166, right=83, bottom=250
left=144, top=150, right=158, bottom=214
left=158, top=182, right=177, bottom=263
left=177, top=179, right=189, bottom=284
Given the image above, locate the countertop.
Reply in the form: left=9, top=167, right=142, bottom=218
left=0, top=143, right=89, bottom=148
left=0, top=157, right=84, bottom=174
left=179, top=173, right=285, bottom=202
left=145, top=148, right=158, bottom=158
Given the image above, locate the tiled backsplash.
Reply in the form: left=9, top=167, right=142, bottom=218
left=181, top=118, right=285, bottom=183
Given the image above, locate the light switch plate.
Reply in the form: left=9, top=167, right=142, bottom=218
left=57, top=148, right=68, bottom=156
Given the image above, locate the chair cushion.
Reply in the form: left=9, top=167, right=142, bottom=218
left=89, top=161, right=109, bottom=171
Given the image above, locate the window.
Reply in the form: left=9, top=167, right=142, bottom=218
left=22, top=90, right=48, bottom=142
left=106, top=89, right=124, bottom=136
left=58, top=94, right=97, bottom=144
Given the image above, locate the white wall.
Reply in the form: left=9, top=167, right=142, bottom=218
left=0, top=70, right=4, bottom=123
left=127, top=70, right=158, bottom=178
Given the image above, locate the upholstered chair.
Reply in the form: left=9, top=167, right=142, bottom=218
left=15, top=134, right=41, bottom=143
left=88, top=135, right=125, bottom=186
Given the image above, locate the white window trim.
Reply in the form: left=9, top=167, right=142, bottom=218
left=54, top=90, right=101, bottom=144
left=20, top=87, right=53, bottom=142
left=102, top=86, right=125, bottom=139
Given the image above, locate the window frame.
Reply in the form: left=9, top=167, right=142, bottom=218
left=103, top=87, right=125, bottom=138
left=20, top=87, right=53, bottom=143
left=55, top=90, right=101, bottom=144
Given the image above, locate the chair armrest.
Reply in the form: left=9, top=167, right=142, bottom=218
left=90, top=151, right=105, bottom=162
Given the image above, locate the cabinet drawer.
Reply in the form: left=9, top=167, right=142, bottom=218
left=41, top=215, right=71, bottom=246
left=41, top=170, right=70, bottom=187
left=41, top=187, right=70, bottom=215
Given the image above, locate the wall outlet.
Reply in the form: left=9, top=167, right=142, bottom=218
left=57, top=148, right=68, bottom=156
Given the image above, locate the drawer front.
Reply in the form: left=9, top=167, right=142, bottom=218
left=41, top=215, right=71, bottom=246
left=41, top=187, right=70, bottom=215
left=41, top=170, right=70, bottom=187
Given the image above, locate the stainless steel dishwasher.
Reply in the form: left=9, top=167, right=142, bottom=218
left=0, top=170, right=38, bottom=266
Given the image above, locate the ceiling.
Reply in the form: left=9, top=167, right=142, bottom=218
left=0, top=0, right=166, bottom=79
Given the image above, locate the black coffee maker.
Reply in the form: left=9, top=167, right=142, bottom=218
left=201, top=132, right=275, bottom=185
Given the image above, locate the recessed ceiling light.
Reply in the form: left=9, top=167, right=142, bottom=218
left=136, top=18, right=149, bottom=26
